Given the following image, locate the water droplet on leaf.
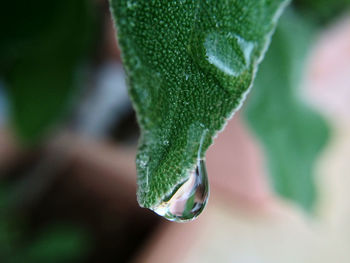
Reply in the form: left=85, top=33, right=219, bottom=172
left=204, top=32, right=255, bottom=77
left=151, top=159, right=209, bottom=222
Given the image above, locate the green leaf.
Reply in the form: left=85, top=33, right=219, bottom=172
left=243, top=10, right=329, bottom=211
left=24, top=225, right=90, bottom=263
left=110, top=0, right=289, bottom=208
left=0, top=0, right=95, bottom=144
left=293, top=0, right=350, bottom=24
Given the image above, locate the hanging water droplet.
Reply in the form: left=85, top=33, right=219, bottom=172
left=151, top=159, right=209, bottom=222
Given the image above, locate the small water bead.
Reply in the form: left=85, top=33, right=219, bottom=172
left=151, top=159, right=209, bottom=222
left=205, top=32, right=255, bottom=77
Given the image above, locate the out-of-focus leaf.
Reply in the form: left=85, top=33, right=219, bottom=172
left=0, top=0, right=95, bottom=143
left=0, top=218, right=18, bottom=261
left=293, top=0, right=350, bottom=24
left=110, top=0, right=289, bottom=208
left=0, top=182, right=89, bottom=263
left=22, top=225, right=90, bottom=263
left=244, top=10, right=329, bottom=211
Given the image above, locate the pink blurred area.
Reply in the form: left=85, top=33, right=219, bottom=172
left=207, top=114, right=272, bottom=209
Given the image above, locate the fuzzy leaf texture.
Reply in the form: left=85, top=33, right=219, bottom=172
left=110, top=0, right=289, bottom=208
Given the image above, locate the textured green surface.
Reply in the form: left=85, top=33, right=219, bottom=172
left=110, top=0, right=288, bottom=208
left=0, top=0, right=95, bottom=143
left=244, top=10, right=329, bottom=211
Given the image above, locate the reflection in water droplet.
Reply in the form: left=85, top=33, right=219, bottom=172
left=205, top=32, right=255, bottom=77
left=151, top=159, right=209, bottom=222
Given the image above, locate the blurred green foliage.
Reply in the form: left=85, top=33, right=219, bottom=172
left=244, top=2, right=350, bottom=211
left=294, top=0, right=350, bottom=23
left=0, top=184, right=90, bottom=263
left=23, top=226, right=90, bottom=263
left=244, top=10, right=329, bottom=211
left=0, top=0, right=96, bottom=144
left=0, top=0, right=95, bottom=261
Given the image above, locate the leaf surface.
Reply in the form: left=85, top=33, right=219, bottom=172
left=110, top=0, right=289, bottom=208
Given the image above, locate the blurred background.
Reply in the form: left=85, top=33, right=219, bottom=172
left=0, top=0, right=349, bottom=262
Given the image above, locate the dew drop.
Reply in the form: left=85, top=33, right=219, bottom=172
left=151, top=159, right=209, bottom=222
left=204, top=32, right=255, bottom=77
